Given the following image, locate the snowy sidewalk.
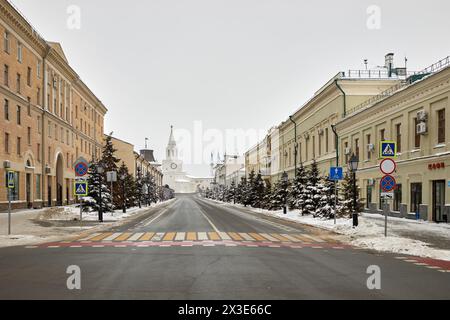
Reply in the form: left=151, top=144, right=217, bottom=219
left=205, top=198, right=450, bottom=261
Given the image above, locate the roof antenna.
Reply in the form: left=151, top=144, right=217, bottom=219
left=145, top=137, right=149, bottom=149
left=364, top=59, right=368, bottom=70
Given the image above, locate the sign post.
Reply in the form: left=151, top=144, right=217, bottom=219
left=329, top=167, right=343, bottom=225
left=379, top=142, right=397, bottom=237
left=73, top=157, right=89, bottom=226
left=106, top=171, right=117, bottom=215
left=7, top=170, right=15, bottom=235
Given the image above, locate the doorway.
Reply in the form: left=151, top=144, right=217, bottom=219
left=433, top=180, right=446, bottom=222
left=26, top=173, right=32, bottom=208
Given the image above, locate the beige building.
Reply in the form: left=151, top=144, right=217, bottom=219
left=110, top=136, right=163, bottom=188
left=246, top=53, right=409, bottom=184
left=336, top=56, right=450, bottom=222
left=0, top=0, right=107, bottom=211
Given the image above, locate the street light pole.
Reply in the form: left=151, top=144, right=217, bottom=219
left=331, top=124, right=339, bottom=225
left=97, top=164, right=104, bottom=222
left=349, top=153, right=359, bottom=227
left=289, top=116, right=298, bottom=178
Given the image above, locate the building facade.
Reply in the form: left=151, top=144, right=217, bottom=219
left=336, top=57, right=450, bottom=223
left=0, top=0, right=107, bottom=211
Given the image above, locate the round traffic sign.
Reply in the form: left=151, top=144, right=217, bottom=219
left=75, top=162, right=88, bottom=177
left=380, top=175, right=396, bottom=192
left=380, top=158, right=396, bottom=175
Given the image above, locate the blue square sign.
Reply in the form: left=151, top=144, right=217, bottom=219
left=329, top=167, right=343, bottom=181
left=74, top=181, right=88, bottom=197
left=380, top=141, right=397, bottom=158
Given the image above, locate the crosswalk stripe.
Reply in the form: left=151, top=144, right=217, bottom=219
left=175, top=232, right=185, bottom=241
left=102, top=233, right=123, bottom=241
left=218, top=232, right=231, bottom=240
left=163, top=232, right=176, bottom=241
left=139, top=232, right=155, bottom=241
left=239, top=233, right=255, bottom=241
left=228, top=232, right=244, bottom=241
left=89, top=233, right=113, bottom=241
left=186, top=232, right=197, bottom=241
left=128, top=233, right=144, bottom=241
left=208, top=232, right=220, bottom=241
left=248, top=233, right=266, bottom=241
left=291, top=234, right=313, bottom=243
left=114, top=233, right=133, bottom=242
left=298, top=234, right=326, bottom=243
left=152, top=232, right=165, bottom=241
left=198, top=232, right=208, bottom=241
left=260, top=233, right=280, bottom=242
left=270, top=234, right=291, bottom=242
left=78, top=232, right=101, bottom=241
left=280, top=234, right=302, bottom=242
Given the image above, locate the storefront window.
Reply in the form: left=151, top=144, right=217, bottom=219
left=36, top=174, right=41, bottom=200
left=366, top=184, right=372, bottom=208
left=393, top=184, right=402, bottom=211
left=410, top=183, right=422, bottom=214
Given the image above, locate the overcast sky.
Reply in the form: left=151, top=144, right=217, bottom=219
left=10, top=0, right=450, bottom=176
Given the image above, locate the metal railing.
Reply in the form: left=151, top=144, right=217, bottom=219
left=343, top=69, right=417, bottom=79
left=346, top=56, right=450, bottom=116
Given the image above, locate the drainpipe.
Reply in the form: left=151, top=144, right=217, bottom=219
left=41, top=44, right=51, bottom=207
left=289, top=116, right=298, bottom=178
left=334, top=79, right=347, bottom=117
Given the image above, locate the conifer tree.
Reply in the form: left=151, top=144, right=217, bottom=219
left=303, top=159, right=321, bottom=215
left=251, top=171, right=265, bottom=208
left=288, top=163, right=308, bottom=212
left=86, top=160, right=113, bottom=213
left=340, top=172, right=364, bottom=217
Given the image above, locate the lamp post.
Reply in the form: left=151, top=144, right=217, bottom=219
left=97, top=164, right=104, bottom=222
left=348, top=154, right=359, bottom=227
left=281, top=171, right=288, bottom=214
left=120, top=173, right=127, bottom=213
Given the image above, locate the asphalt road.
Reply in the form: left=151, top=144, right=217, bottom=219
left=0, top=194, right=449, bottom=299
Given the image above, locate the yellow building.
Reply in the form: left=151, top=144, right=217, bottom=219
left=0, top=0, right=107, bottom=210
left=336, top=57, right=450, bottom=222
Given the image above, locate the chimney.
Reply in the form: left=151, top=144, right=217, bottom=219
left=140, top=149, right=156, bottom=163
left=385, top=53, right=394, bottom=77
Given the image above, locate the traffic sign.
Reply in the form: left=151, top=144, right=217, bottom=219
left=380, top=175, right=396, bottom=192
left=380, top=158, right=396, bottom=175
left=381, top=192, right=394, bottom=200
left=74, top=157, right=89, bottom=177
left=7, top=170, right=15, bottom=189
left=107, top=171, right=117, bottom=182
left=74, top=180, right=88, bottom=197
left=329, top=167, right=343, bottom=181
left=380, top=141, right=397, bottom=158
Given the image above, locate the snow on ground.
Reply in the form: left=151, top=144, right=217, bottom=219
left=207, top=198, right=450, bottom=261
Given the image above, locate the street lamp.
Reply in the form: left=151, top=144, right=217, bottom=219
left=97, top=164, right=104, bottom=222
left=120, top=173, right=127, bottom=213
left=348, top=154, right=359, bottom=227
left=281, top=171, right=288, bottom=214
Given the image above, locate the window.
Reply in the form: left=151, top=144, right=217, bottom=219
left=355, top=138, right=359, bottom=160
left=10, top=172, right=19, bottom=201
left=344, top=141, right=349, bottom=164
left=27, top=67, right=31, bottom=86
left=17, top=137, right=21, bottom=155
left=325, top=128, right=329, bottom=153
left=410, top=183, right=422, bottom=214
left=16, top=73, right=21, bottom=93
left=36, top=174, right=41, bottom=199
left=37, top=143, right=41, bottom=162
left=312, top=136, right=315, bottom=158
left=4, top=64, right=9, bottom=86
left=366, top=184, right=372, bottom=208
left=27, top=127, right=31, bottom=145
left=17, top=42, right=22, bottom=62
left=37, top=60, right=41, bottom=78
left=4, top=99, right=9, bottom=120
left=66, top=130, right=69, bottom=145
left=393, top=184, right=402, bottom=211
left=396, top=123, right=401, bottom=152
left=367, top=134, right=371, bottom=160
left=61, top=127, right=64, bottom=143
left=414, top=118, right=420, bottom=148
left=437, top=109, right=445, bottom=144
left=55, top=124, right=58, bottom=140
left=318, top=133, right=322, bottom=156
left=380, top=128, right=385, bottom=141
left=48, top=121, right=51, bottom=138
left=4, top=132, right=9, bottom=153
left=37, top=87, right=41, bottom=105
left=16, top=106, right=21, bottom=125
left=27, top=97, right=31, bottom=116
left=37, top=116, right=41, bottom=134
left=3, top=31, right=9, bottom=53
left=48, top=146, right=51, bottom=164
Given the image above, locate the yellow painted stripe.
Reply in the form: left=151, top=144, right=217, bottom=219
left=208, top=232, right=220, bottom=241
left=163, top=232, right=176, bottom=241
left=249, top=233, right=266, bottom=241
left=139, top=232, right=155, bottom=241
left=228, top=232, right=244, bottom=241
left=89, top=233, right=113, bottom=241
left=114, top=233, right=133, bottom=241
left=186, top=232, right=197, bottom=241
left=292, top=234, right=313, bottom=242
left=270, top=234, right=291, bottom=242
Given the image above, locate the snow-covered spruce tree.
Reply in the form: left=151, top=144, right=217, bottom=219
left=340, top=172, right=364, bottom=218
left=303, top=159, right=322, bottom=216
left=227, top=180, right=237, bottom=203
left=261, top=180, right=272, bottom=210
left=270, top=176, right=290, bottom=210
left=315, top=176, right=341, bottom=219
left=242, top=170, right=256, bottom=207
left=117, top=162, right=136, bottom=210
left=288, top=163, right=308, bottom=212
left=100, top=133, right=121, bottom=208
left=251, top=171, right=265, bottom=208
left=236, top=177, right=247, bottom=205
left=85, top=160, right=113, bottom=213
left=135, top=167, right=144, bottom=208
left=143, top=172, right=158, bottom=205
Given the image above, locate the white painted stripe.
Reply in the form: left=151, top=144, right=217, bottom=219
left=137, top=245, right=149, bottom=247
left=268, top=245, right=281, bottom=248
left=426, top=266, right=440, bottom=269
left=152, top=232, right=165, bottom=241
left=280, top=234, right=302, bottom=242
left=48, top=246, right=60, bottom=248
left=114, top=245, right=127, bottom=248
left=102, top=233, right=123, bottom=242
left=414, top=263, right=428, bottom=266
left=300, top=234, right=325, bottom=243
left=203, top=244, right=215, bottom=247
left=128, top=233, right=144, bottom=241
left=198, top=232, right=208, bottom=241
left=78, top=233, right=101, bottom=241
left=225, top=244, right=237, bottom=247
left=239, top=233, right=255, bottom=241
left=260, top=233, right=279, bottom=242
left=92, top=245, right=105, bottom=248
left=405, top=260, right=418, bottom=263
left=25, top=246, right=38, bottom=249
left=218, top=232, right=232, bottom=240
left=143, top=208, right=169, bottom=226
left=175, top=232, right=185, bottom=241
left=312, top=246, right=323, bottom=249
left=198, top=208, right=221, bottom=233
left=70, top=246, right=82, bottom=248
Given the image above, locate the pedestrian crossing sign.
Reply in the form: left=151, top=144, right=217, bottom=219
left=380, top=141, right=397, bottom=159
left=74, top=181, right=88, bottom=197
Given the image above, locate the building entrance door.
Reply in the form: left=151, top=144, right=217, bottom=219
left=433, top=180, right=446, bottom=222
left=26, top=173, right=31, bottom=208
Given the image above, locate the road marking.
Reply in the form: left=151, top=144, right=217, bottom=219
left=270, top=233, right=291, bottom=242
left=404, top=259, right=418, bottom=263
left=198, top=232, right=208, bottom=241
left=426, top=266, right=441, bottom=269
left=260, top=233, right=280, bottom=242
left=163, top=232, right=176, bottom=241
left=139, top=232, right=155, bottom=241
left=102, top=233, right=123, bottom=242
left=92, top=245, right=105, bottom=248
left=280, top=234, right=302, bottom=242
left=198, top=207, right=221, bottom=233
left=186, top=232, right=197, bottom=241
left=248, top=233, right=266, bottom=241
left=218, top=232, right=231, bottom=240
left=175, top=232, right=186, bottom=241
left=76, top=232, right=101, bottom=241
left=291, top=234, right=313, bottom=243
left=25, top=246, right=38, bottom=249
left=48, top=246, right=60, bottom=248
left=298, top=234, right=325, bottom=243
left=414, top=263, right=428, bottom=266
left=208, top=232, right=220, bottom=241
left=239, top=233, right=255, bottom=241
left=152, top=232, right=165, bottom=241
left=228, top=232, right=244, bottom=241
left=114, top=233, right=133, bottom=242
left=128, top=233, right=144, bottom=241
left=70, top=245, right=82, bottom=248
left=114, top=245, right=127, bottom=248
left=143, top=208, right=170, bottom=226
left=86, top=233, right=113, bottom=241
